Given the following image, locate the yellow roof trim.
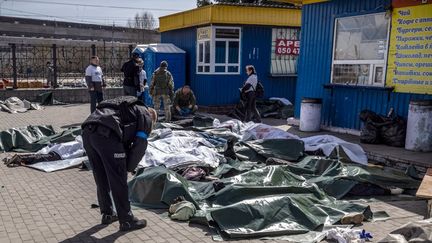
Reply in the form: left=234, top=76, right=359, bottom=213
left=273, top=0, right=328, bottom=5
left=159, top=5, right=301, bottom=32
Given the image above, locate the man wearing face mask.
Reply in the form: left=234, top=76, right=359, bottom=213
left=81, top=96, right=157, bottom=231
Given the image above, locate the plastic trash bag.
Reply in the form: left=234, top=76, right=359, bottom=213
left=359, top=110, right=406, bottom=147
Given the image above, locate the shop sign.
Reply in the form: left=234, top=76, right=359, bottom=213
left=275, top=39, right=300, bottom=55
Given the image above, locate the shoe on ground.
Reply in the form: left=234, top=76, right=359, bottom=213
left=119, top=219, right=147, bottom=231
left=101, top=214, right=118, bottom=225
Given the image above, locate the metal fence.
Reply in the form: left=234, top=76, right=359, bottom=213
left=0, top=43, right=133, bottom=89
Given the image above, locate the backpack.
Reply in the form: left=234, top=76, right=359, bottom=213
left=255, top=81, right=264, bottom=98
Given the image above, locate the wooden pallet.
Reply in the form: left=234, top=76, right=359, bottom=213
left=416, top=168, right=432, bottom=218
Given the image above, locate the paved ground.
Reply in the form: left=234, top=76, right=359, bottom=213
left=0, top=104, right=429, bottom=242
left=0, top=104, right=90, bottom=131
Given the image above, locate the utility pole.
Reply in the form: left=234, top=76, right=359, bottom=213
left=112, top=21, right=114, bottom=44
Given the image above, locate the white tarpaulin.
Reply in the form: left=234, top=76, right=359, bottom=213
left=140, top=131, right=225, bottom=168
left=26, top=156, right=87, bottom=172
left=0, top=97, right=42, bottom=113
left=214, top=119, right=367, bottom=165
left=241, top=123, right=300, bottom=141
left=36, top=135, right=84, bottom=160
left=301, top=135, right=368, bottom=165
left=213, top=119, right=247, bottom=137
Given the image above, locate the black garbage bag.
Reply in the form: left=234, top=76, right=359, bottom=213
left=381, top=116, right=406, bottom=147
left=359, top=110, right=407, bottom=147
left=360, top=110, right=384, bottom=144
left=360, top=122, right=381, bottom=144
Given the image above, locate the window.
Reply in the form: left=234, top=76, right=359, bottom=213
left=331, top=13, right=390, bottom=86
left=197, top=40, right=210, bottom=73
left=196, top=26, right=241, bottom=74
left=271, top=28, right=300, bottom=75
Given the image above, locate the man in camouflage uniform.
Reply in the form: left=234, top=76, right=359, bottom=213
left=149, top=61, right=174, bottom=122
left=172, top=85, right=198, bottom=117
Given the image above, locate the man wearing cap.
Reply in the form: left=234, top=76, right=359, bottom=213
left=149, top=61, right=174, bottom=122
left=121, top=53, right=140, bottom=96
left=172, top=85, right=198, bottom=117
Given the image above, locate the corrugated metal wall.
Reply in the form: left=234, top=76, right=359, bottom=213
left=162, top=26, right=297, bottom=106
left=144, top=52, right=186, bottom=91
left=295, top=0, right=432, bottom=130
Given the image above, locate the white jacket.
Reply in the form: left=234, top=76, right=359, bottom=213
left=244, top=74, right=258, bottom=93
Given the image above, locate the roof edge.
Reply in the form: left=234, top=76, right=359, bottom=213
left=159, top=4, right=301, bottom=32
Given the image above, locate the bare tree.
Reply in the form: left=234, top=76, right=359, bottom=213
left=127, top=19, right=134, bottom=28
left=197, top=0, right=212, bottom=7
left=128, top=11, right=156, bottom=30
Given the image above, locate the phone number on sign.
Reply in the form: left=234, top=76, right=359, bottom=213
left=276, top=47, right=300, bottom=55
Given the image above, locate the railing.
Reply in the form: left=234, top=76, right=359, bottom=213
left=0, top=43, right=133, bottom=89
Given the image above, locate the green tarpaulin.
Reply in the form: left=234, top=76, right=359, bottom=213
left=128, top=156, right=419, bottom=239
left=0, top=125, right=81, bottom=152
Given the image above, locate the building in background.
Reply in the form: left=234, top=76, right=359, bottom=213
left=281, top=0, right=432, bottom=131
left=0, top=16, right=160, bottom=43
left=0, top=16, right=161, bottom=88
left=158, top=3, right=301, bottom=106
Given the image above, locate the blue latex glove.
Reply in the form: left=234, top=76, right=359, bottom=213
left=359, top=230, right=373, bottom=240
left=180, top=108, right=191, bottom=116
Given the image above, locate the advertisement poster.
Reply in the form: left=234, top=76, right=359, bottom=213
left=270, top=28, right=300, bottom=75
left=275, top=39, right=300, bottom=55
left=386, top=3, right=432, bottom=94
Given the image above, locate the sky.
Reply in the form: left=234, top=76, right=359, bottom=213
left=0, top=0, right=198, bottom=27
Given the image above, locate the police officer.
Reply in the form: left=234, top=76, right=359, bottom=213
left=121, top=53, right=140, bottom=96
left=150, top=61, right=174, bottom=122
left=81, top=96, right=157, bottom=231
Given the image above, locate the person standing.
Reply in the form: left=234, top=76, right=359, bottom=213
left=81, top=96, right=157, bottom=231
left=46, top=61, right=54, bottom=87
left=241, top=65, right=261, bottom=123
left=85, top=56, right=105, bottom=113
left=121, top=53, right=140, bottom=96
left=149, top=61, right=174, bottom=122
left=136, top=58, right=147, bottom=99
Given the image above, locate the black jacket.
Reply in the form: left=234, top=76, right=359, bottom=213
left=121, top=59, right=139, bottom=87
left=82, top=96, right=153, bottom=171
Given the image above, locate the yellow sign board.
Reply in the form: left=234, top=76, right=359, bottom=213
left=386, top=4, right=432, bottom=94
left=197, top=26, right=211, bottom=40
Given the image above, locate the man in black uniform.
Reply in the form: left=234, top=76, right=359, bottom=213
left=121, top=53, right=140, bottom=96
left=81, top=96, right=157, bottom=231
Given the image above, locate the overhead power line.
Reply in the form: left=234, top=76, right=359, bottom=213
left=1, top=7, right=96, bottom=24
left=1, top=7, right=159, bottom=26
left=5, top=0, right=182, bottom=12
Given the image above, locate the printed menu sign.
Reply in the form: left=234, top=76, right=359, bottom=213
left=386, top=4, right=432, bottom=94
